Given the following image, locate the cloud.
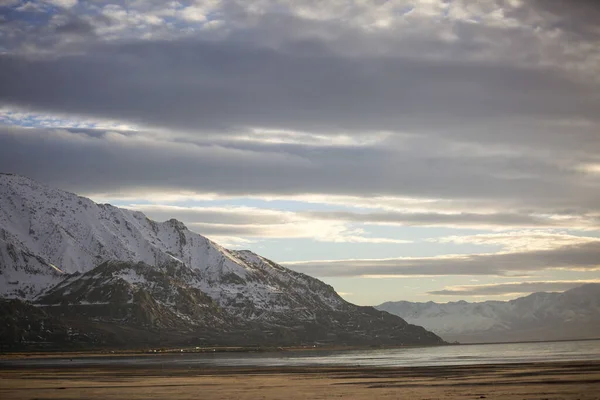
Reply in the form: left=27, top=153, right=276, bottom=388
left=45, top=0, right=77, bottom=8
left=125, top=204, right=411, bottom=244
left=428, top=280, right=600, bottom=296
left=1, top=37, right=597, bottom=137
left=1, top=1, right=597, bottom=64
left=1, top=0, right=599, bottom=145
left=302, top=211, right=597, bottom=230
left=0, top=106, right=138, bottom=131
left=0, top=126, right=317, bottom=194
left=3, top=126, right=600, bottom=218
left=122, top=205, right=600, bottom=246
left=520, top=0, right=600, bottom=38
left=285, top=240, right=600, bottom=277
left=0, top=1, right=598, bottom=220
left=433, top=231, right=600, bottom=251
left=127, top=205, right=292, bottom=226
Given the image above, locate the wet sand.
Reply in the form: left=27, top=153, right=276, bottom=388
left=1, top=361, right=600, bottom=399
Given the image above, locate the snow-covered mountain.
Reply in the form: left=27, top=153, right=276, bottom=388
left=0, top=173, right=341, bottom=311
left=0, top=173, right=443, bottom=348
left=376, top=284, right=600, bottom=343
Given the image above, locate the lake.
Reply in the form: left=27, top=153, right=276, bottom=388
left=3, top=339, right=600, bottom=368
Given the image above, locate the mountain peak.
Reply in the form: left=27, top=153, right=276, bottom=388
left=166, top=218, right=187, bottom=230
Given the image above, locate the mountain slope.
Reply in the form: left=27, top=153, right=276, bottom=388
left=0, top=173, right=444, bottom=348
left=376, top=284, right=600, bottom=343
left=37, top=260, right=230, bottom=330
left=0, top=238, right=65, bottom=298
left=0, top=174, right=341, bottom=314
left=0, top=173, right=252, bottom=298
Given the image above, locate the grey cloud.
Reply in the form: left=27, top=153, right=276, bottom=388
left=53, top=15, right=96, bottom=35
left=284, top=241, right=600, bottom=277
left=301, top=211, right=591, bottom=229
left=428, top=280, right=600, bottom=296
left=0, top=126, right=314, bottom=195
left=1, top=1, right=598, bottom=160
left=3, top=126, right=600, bottom=213
left=520, top=0, right=600, bottom=37
left=1, top=37, right=597, bottom=137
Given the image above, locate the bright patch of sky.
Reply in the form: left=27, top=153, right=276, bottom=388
left=0, top=107, right=138, bottom=131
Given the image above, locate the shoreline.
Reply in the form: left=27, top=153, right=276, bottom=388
left=0, top=343, right=449, bottom=361
left=3, top=337, right=599, bottom=361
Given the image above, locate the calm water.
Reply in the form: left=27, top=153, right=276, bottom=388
left=3, top=340, right=600, bottom=368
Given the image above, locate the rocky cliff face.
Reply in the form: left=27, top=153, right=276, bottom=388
left=377, top=284, right=600, bottom=343
left=0, top=174, right=444, bottom=348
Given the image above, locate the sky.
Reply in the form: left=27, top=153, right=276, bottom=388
left=1, top=0, right=600, bottom=306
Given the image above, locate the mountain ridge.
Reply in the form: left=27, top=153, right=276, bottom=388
left=0, top=173, right=444, bottom=348
left=376, top=284, right=600, bottom=343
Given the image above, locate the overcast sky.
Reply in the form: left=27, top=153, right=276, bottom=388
left=1, top=0, right=600, bottom=305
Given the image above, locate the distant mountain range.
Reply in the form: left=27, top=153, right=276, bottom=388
left=0, top=173, right=443, bottom=349
left=376, top=284, right=600, bottom=343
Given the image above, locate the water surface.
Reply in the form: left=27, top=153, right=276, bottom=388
left=3, top=339, right=600, bottom=368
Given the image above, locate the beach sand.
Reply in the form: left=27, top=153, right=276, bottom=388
left=1, top=360, right=600, bottom=399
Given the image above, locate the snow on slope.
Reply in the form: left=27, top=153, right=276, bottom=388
left=0, top=238, right=65, bottom=298
left=0, top=173, right=343, bottom=315
left=0, top=173, right=243, bottom=275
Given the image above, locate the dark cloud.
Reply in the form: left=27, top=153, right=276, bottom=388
left=2, top=126, right=600, bottom=214
left=53, top=15, right=96, bottom=35
left=522, top=0, right=600, bottom=37
left=428, top=280, right=600, bottom=296
left=0, top=126, right=312, bottom=196
left=0, top=37, right=597, bottom=137
left=285, top=241, right=600, bottom=277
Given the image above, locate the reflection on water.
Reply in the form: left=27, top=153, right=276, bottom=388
left=3, top=340, right=600, bottom=368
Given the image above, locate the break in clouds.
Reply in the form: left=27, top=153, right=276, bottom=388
left=1, top=0, right=600, bottom=300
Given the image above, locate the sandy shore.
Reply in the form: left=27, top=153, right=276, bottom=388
left=1, top=361, right=600, bottom=399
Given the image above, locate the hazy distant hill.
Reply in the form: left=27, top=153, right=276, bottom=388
left=0, top=173, right=443, bottom=348
left=377, top=284, right=600, bottom=343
